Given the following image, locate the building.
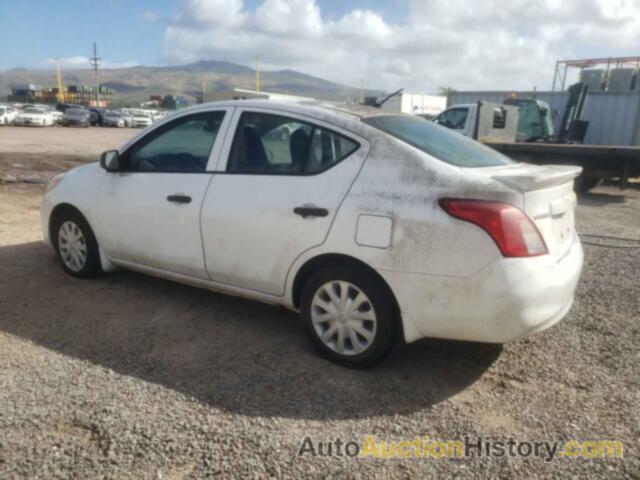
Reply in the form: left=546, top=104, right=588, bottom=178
left=8, top=84, right=115, bottom=107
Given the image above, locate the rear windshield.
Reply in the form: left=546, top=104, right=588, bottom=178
left=363, top=114, right=513, bottom=168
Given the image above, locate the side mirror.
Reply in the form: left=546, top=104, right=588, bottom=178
left=100, top=150, right=120, bottom=171
left=551, top=108, right=560, bottom=119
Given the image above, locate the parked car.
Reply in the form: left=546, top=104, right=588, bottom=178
left=102, top=110, right=127, bottom=128
left=56, top=103, right=83, bottom=113
left=41, top=100, right=583, bottom=368
left=88, top=109, right=103, bottom=126
left=62, top=108, right=90, bottom=127
left=50, top=110, right=64, bottom=124
left=0, top=105, right=18, bottom=125
left=15, top=107, right=54, bottom=126
left=130, top=111, right=153, bottom=128
left=152, top=111, right=171, bottom=123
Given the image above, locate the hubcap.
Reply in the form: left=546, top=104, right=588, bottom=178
left=58, top=221, right=87, bottom=272
left=311, top=281, right=377, bottom=356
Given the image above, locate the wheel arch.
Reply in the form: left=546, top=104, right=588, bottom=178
left=291, top=253, right=404, bottom=340
left=48, top=202, right=116, bottom=272
left=49, top=203, right=87, bottom=246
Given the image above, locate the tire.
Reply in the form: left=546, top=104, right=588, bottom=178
left=574, top=176, right=602, bottom=193
left=52, top=209, right=102, bottom=278
left=300, top=266, right=398, bottom=368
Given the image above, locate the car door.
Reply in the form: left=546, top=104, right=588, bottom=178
left=95, top=108, right=232, bottom=279
left=200, top=108, right=369, bottom=296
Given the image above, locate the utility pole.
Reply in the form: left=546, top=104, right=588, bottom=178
left=56, top=63, right=65, bottom=103
left=256, top=56, right=260, bottom=93
left=90, top=42, right=101, bottom=106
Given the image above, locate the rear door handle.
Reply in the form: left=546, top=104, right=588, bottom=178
left=167, top=194, right=192, bottom=204
left=293, top=206, right=329, bottom=218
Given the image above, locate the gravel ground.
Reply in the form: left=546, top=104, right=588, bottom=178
left=0, top=126, right=638, bottom=478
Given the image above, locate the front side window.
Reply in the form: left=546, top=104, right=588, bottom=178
left=434, top=108, right=469, bottom=130
left=363, top=114, right=513, bottom=168
left=123, top=111, right=225, bottom=172
left=226, top=112, right=359, bottom=175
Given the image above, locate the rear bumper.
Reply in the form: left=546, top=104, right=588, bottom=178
left=381, top=237, right=583, bottom=344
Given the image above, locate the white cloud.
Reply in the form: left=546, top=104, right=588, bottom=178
left=161, top=0, right=640, bottom=93
left=45, top=56, right=89, bottom=68
left=102, top=60, right=140, bottom=69
left=140, top=10, right=161, bottom=22
left=43, top=56, right=138, bottom=70
left=255, top=0, right=323, bottom=38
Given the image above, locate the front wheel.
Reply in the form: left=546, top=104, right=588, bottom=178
left=52, top=210, right=102, bottom=278
left=301, top=266, right=398, bottom=368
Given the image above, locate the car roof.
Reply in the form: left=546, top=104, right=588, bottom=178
left=186, top=99, right=401, bottom=124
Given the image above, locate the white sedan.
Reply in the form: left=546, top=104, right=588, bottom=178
left=16, top=107, right=54, bottom=126
left=41, top=100, right=583, bottom=367
left=0, top=105, right=18, bottom=125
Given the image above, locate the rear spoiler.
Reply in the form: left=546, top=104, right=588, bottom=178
left=491, top=165, right=582, bottom=192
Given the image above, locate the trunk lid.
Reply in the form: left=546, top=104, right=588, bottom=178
left=467, top=163, right=581, bottom=258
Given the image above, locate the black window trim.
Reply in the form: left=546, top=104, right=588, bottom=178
left=117, top=110, right=227, bottom=174
left=222, top=110, right=362, bottom=177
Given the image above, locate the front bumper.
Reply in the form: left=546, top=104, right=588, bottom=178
left=381, top=237, right=584, bottom=344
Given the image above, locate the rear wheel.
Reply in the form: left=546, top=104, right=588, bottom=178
left=301, top=266, right=397, bottom=368
left=52, top=210, right=102, bottom=278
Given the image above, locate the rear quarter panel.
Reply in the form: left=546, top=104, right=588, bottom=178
left=285, top=128, right=523, bottom=304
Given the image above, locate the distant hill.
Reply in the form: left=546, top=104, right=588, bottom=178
left=0, top=60, right=379, bottom=105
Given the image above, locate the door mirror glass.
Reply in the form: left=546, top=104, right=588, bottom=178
left=100, top=150, right=120, bottom=171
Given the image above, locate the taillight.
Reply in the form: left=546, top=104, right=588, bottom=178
left=439, top=199, right=547, bottom=257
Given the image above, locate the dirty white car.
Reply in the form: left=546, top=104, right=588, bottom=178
left=41, top=100, right=583, bottom=367
left=16, top=107, right=54, bottom=126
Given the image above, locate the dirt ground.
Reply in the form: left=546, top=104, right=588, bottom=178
left=0, top=126, right=638, bottom=478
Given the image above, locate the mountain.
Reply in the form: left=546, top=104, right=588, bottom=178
left=0, top=61, right=377, bottom=105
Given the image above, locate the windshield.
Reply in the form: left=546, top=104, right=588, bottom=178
left=363, top=115, right=513, bottom=168
left=0, top=108, right=5, bottom=115
left=106, top=111, right=121, bottom=117
left=67, top=109, right=87, bottom=115
left=24, top=108, right=43, bottom=114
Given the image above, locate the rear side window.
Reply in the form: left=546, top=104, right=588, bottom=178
left=363, top=115, right=513, bottom=168
left=226, top=112, right=359, bottom=175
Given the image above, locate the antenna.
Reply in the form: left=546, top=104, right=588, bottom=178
left=90, top=42, right=101, bottom=106
left=375, top=88, right=404, bottom=108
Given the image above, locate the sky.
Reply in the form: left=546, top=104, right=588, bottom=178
left=1, top=0, right=639, bottom=93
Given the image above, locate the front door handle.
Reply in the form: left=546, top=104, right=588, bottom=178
left=293, top=206, right=329, bottom=218
left=167, top=194, right=192, bottom=204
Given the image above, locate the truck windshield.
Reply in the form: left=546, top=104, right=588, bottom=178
left=363, top=115, right=513, bottom=167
